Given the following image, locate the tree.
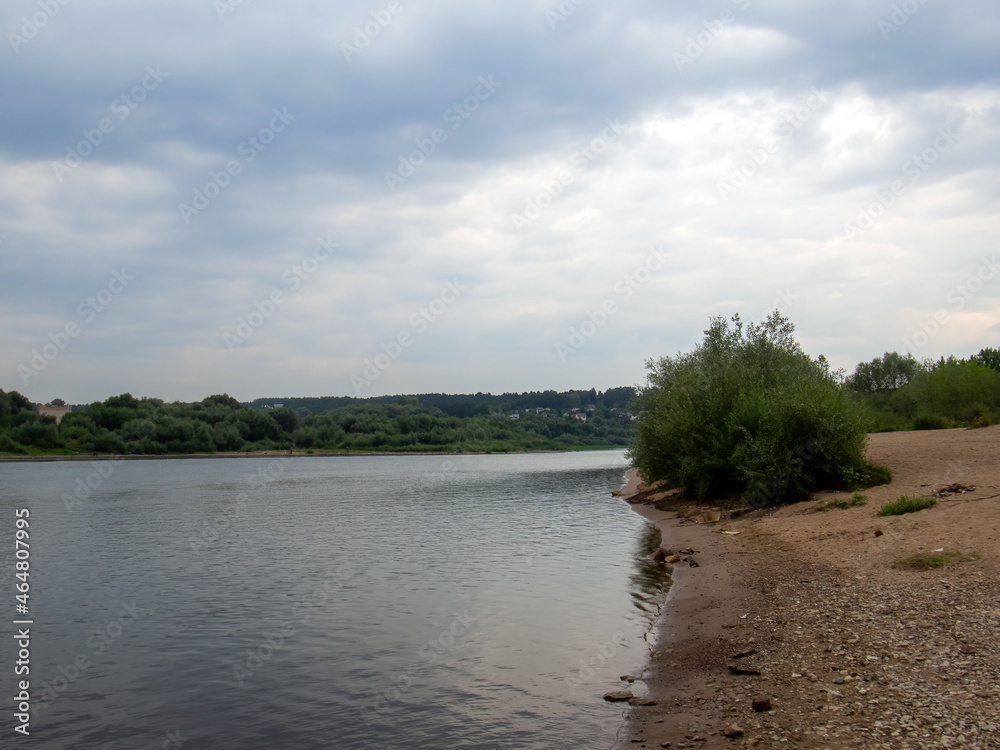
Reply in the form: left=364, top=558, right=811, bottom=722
left=628, top=312, right=874, bottom=504
left=270, top=407, right=300, bottom=434
left=203, top=394, right=244, bottom=409
left=845, top=352, right=923, bottom=393
left=0, top=390, right=33, bottom=417
left=972, top=347, right=1000, bottom=373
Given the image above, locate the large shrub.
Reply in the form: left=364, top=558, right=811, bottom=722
left=628, top=313, right=873, bottom=504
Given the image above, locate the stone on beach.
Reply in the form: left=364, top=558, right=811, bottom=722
left=722, top=722, right=745, bottom=737
left=628, top=697, right=658, bottom=706
left=604, top=690, right=635, bottom=702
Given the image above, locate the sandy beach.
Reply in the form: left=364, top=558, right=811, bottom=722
left=614, top=425, right=1000, bottom=749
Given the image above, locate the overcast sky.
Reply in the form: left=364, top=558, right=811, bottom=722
left=2, top=0, right=999, bottom=404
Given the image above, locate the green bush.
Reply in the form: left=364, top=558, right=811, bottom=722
left=877, top=495, right=937, bottom=516
left=628, top=313, right=871, bottom=505
left=912, top=413, right=948, bottom=431
left=839, top=462, right=892, bottom=490
left=0, top=433, right=27, bottom=454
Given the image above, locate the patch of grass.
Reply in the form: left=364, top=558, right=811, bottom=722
left=839, top=462, right=892, bottom=491
left=895, top=550, right=980, bottom=570
left=823, top=492, right=867, bottom=510
left=866, top=463, right=893, bottom=487
left=877, top=495, right=937, bottom=517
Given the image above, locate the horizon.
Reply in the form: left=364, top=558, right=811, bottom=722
left=15, top=342, right=992, bottom=408
left=23, top=384, right=636, bottom=408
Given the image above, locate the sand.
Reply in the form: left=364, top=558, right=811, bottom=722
left=615, top=425, right=1000, bottom=749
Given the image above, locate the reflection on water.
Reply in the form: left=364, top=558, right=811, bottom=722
left=629, top=522, right=672, bottom=624
left=0, top=451, right=671, bottom=750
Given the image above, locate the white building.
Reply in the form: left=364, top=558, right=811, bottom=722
left=37, top=404, right=72, bottom=424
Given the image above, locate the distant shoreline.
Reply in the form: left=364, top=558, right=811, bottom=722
left=0, top=446, right=626, bottom=463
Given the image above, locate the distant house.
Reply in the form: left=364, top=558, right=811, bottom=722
left=584, top=404, right=596, bottom=412
left=273, top=403, right=285, bottom=408
left=572, top=412, right=587, bottom=422
left=37, top=404, right=72, bottom=424
left=509, top=412, right=520, bottom=420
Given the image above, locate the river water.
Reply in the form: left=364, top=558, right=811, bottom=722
left=1, top=450, right=669, bottom=749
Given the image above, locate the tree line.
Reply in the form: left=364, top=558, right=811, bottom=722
left=0, top=390, right=636, bottom=456
left=247, top=387, right=636, bottom=418
left=844, top=348, right=1000, bottom=430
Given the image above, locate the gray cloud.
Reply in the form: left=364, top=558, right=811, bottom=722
left=3, top=0, right=999, bottom=402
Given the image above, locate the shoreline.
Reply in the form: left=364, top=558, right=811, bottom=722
left=614, top=471, right=753, bottom=749
left=0, top=446, right=626, bottom=463
left=615, top=426, right=1000, bottom=749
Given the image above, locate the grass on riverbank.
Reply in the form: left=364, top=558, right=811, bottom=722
left=895, top=550, right=980, bottom=570
left=877, top=495, right=937, bottom=516
left=822, top=492, right=867, bottom=510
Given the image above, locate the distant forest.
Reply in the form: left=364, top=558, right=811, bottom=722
left=248, top=387, right=636, bottom=417
left=0, top=388, right=637, bottom=456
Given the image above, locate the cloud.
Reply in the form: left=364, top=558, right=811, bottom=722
left=2, top=0, right=999, bottom=401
